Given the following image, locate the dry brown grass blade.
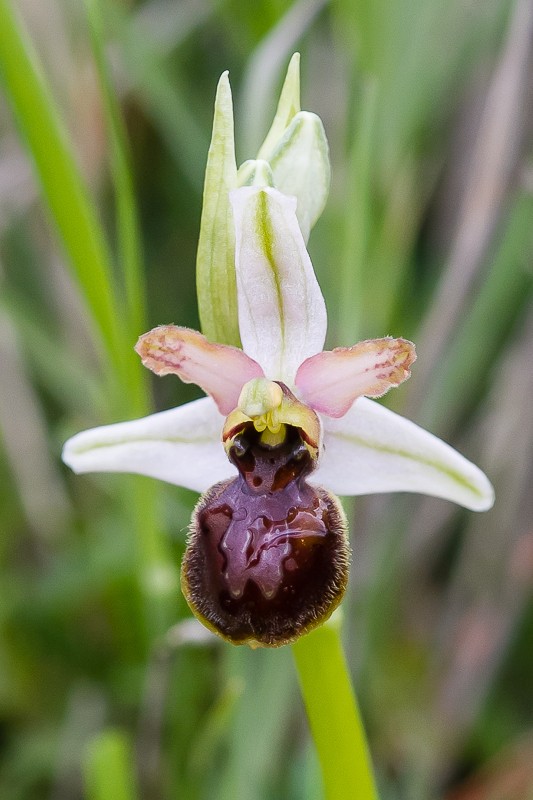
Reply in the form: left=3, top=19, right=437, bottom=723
left=445, top=735, right=533, bottom=800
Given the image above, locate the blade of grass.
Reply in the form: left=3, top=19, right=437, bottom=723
left=420, top=191, right=533, bottom=432
left=238, top=0, right=328, bottom=158
left=84, top=0, right=147, bottom=367
left=0, top=0, right=174, bottom=639
left=0, top=287, right=105, bottom=418
left=110, top=1, right=209, bottom=191
left=411, top=0, right=533, bottom=400
left=0, top=0, right=128, bottom=398
left=218, top=646, right=295, bottom=800
left=82, top=0, right=176, bottom=638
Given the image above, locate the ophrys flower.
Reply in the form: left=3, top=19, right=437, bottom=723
left=63, top=185, right=493, bottom=647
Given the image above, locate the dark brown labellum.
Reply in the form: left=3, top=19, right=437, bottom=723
left=181, top=424, right=350, bottom=647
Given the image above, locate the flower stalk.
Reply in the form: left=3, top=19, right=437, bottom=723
left=293, top=617, right=379, bottom=800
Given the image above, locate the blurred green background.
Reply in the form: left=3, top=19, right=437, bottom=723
left=1, top=0, right=533, bottom=798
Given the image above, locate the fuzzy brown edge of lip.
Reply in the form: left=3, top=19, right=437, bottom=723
left=181, top=483, right=351, bottom=649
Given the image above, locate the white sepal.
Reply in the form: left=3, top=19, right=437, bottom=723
left=312, top=397, right=494, bottom=511
left=62, top=398, right=236, bottom=493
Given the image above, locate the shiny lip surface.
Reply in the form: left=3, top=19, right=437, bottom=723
left=181, top=425, right=350, bottom=647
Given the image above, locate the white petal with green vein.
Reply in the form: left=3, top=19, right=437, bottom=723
left=312, top=398, right=494, bottom=511
left=231, top=186, right=327, bottom=384
left=62, top=398, right=236, bottom=493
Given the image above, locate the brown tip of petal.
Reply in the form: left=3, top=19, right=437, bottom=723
left=384, top=337, right=417, bottom=386
left=135, top=325, right=187, bottom=376
left=222, top=409, right=251, bottom=448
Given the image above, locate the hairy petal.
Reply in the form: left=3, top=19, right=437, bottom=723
left=135, top=326, right=263, bottom=415
left=62, top=398, right=236, bottom=493
left=312, top=398, right=494, bottom=511
left=230, top=186, right=327, bottom=384
left=296, top=338, right=416, bottom=417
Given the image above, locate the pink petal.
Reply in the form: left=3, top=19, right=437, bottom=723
left=135, top=325, right=264, bottom=415
left=295, top=337, right=416, bottom=418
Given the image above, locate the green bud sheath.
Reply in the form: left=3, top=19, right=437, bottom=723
left=196, top=72, right=240, bottom=347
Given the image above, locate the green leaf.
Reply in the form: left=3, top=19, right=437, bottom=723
left=84, top=0, right=147, bottom=351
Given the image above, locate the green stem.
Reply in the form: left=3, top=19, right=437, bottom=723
left=292, top=619, right=379, bottom=800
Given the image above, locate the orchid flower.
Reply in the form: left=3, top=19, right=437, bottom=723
left=62, top=60, right=493, bottom=649
left=63, top=184, right=493, bottom=648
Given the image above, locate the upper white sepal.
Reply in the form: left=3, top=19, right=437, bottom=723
left=230, top=186, right=327, bottom=384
